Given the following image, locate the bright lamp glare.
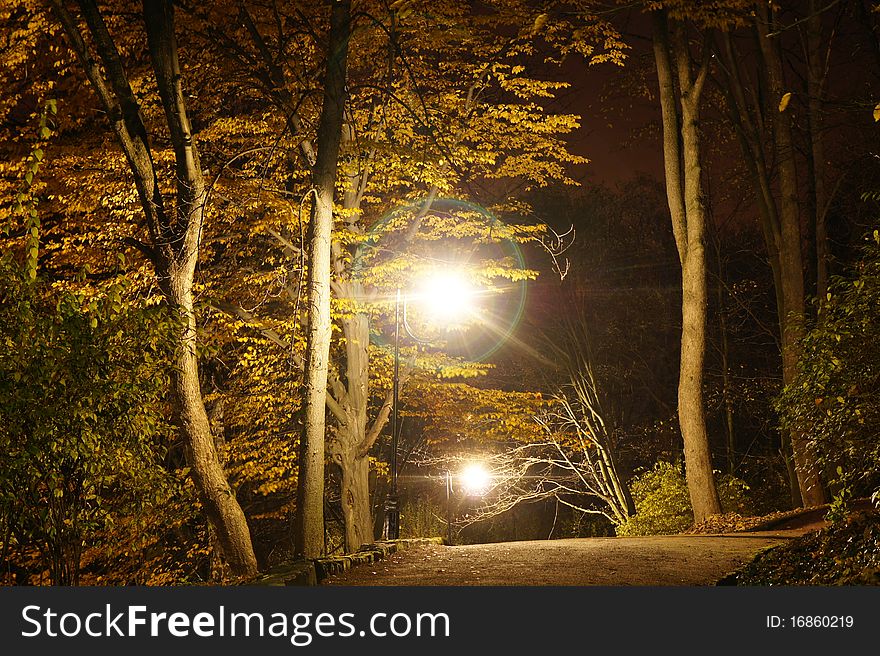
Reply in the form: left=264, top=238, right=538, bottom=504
left=418, top=271, right=475, bottom=323
left=459, top=462, right=491, bottom=497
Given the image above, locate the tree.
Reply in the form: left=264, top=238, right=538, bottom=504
left=408, top=371, right=633, bottom=535
left=755, top=1, right=825, bottom=506
left=651, top=6, right=722, bottom=522
left=715, top=2, right=828, bottom=506
left=806, top=0, right=835, bottom=305
left=535, top=372, right=635, bottom=524
left=212, top=0, right=620, bottom=552
left=47, top=0, right=258, bottom=575
left=0, top=258, right=177, bottom=584
left=0, top=112, right=177, bottom=584
left=293, top=0, right=351, bottom=560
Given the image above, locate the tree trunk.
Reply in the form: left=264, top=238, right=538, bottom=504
left=757, top=3, right=826, bottom=506
left=143, top=0, right=259, bottom=573
left=716, top=263, right=736, bottom=475
left=596, top=445, right=636, bottom=521
left=678, top=46, right=722, bottom=521
left=145, top=0, right=259, bottom=576
left=807, top=1, right=830, bottom=305
left=678, top=230, right=721, bottom=521
left=717, top=28, right=804, bottom=507
left=322, top=124, right=395, bottom=552
left=51, top=0, right=259, bottom=576
left=336, top=447, right=374, bottom=551
left=168, top=278, right=257, bottom=575
left=341, top=309, right=375, bottom=550
left=653, top=11, right=722, bottom=523
left=331, top=298, right=381, bottom=551
left=293, top=0, right=351, bottom=559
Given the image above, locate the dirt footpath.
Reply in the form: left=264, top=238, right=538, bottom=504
left=321, top=530, right=812, bottom=586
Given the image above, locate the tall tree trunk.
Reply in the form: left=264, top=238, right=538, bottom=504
left=52, top=0, right=258, bottom=575
left=293, top=0, right=351, bottom=559
left=807, top=1, right=830, bottom=305
left=332, top=307, right=378, bottom=551
left=145, top=0, right=258, bottom=578
left=653, top=10, right=722, bottom=523
left=168, top=278, right=257, bottom=575
left=757, top=3, right=826, bottom=506
left=337, top=446, right=374, bottom=550
left=143, top=0, right=260, bottom=576
left=714, top=252, right=736, bottom=475
left=717, top=29, right=803, bottom=507
left=323, top=132, right=393, bottom=552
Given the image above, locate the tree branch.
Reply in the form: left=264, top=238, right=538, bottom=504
left=52, top=0, right=168, bottom=246
left=143, top=0, right=205, bottom=251
left=652, top=8, right=687, bottom=265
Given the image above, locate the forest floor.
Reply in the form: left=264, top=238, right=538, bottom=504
left=733, top=506, right=880, bottom=585
left=322, top=502, right=879, bottom=586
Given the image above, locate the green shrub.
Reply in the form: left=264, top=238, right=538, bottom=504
left=776, top=228, right=880, bottom=504
left=616, top=461, right=752, bottom=536
left=0, top=259, right=178, bottom=584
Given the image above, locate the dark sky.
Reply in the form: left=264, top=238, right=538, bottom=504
left=551, top=22, right=662, bottom=187
left=553, top=4, right=880, bottom=193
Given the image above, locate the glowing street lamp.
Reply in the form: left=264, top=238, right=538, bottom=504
left=384, top=268, right=480, bottom=541
left=459, top=462, right=491, bottom=497
left=416, top=270, right=477, bottom=324
left=444, top=461, right=492, bottom=546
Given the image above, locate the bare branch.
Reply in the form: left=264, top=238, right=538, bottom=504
left=536, top=224, right=575, bottom=281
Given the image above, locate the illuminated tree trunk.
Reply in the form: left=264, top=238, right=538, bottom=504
left=237, top=2, right=387, bottom=553
left=333, top=308, right=377, bottom=550
left=51, top=0, right=258, bottom=576
left=653, top=10, right=722, bottom=523
left=167, top=275, right=258, bottom=575
left=335, top=445, right=374, bottom=551
left=293, top=0, right=352, bottom=559
left=328, top=277, right=392, bottom=551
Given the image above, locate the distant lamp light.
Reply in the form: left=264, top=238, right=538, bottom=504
left=417, top=270, right=476, bottom=324
left=459, top=462, right=491, bottom=497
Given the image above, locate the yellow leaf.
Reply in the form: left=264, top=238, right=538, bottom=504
left=873, top=102, right=880, bottom=122
left=778, top=92, right=791, bottom=112
left=530, top=13, right=547, bottom=35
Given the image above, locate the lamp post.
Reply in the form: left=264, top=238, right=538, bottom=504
left=384, top=288, right=402, bottom=541
left=384, top=270, right=477, bottom=541
left=445, top=469, right=453, bottom=546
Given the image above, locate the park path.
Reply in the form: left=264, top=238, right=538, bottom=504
left=321, top=529, right=814, bottom=586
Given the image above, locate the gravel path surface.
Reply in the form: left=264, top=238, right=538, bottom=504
left=322, top=530, right=812, bottom=586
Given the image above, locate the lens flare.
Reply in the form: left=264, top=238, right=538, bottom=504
left=459, top=462, right=491, bottom=496
left=416, top=269, right=476, bottom=324
left=361, top=197, right=529, bottom=361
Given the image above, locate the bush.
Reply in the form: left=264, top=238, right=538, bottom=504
left=0, top=259, right=178, bottom=584
left=616, top=461, right=752, bottom=536
left=776, top=228, right=880, bottom=504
